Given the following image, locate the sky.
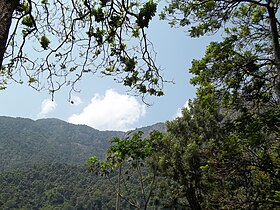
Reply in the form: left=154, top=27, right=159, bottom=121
left=0, top=10, right=221, bottom=131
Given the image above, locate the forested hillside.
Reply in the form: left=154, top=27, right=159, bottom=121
left=0, top=116, right=165, bottom=170
left=0, top=116, right=125, bottom=170
left=0, top=117, right=166, bottom=209
left=0, top=163, right=101, bottom=209
left=0, top=163, right=150, bottom=210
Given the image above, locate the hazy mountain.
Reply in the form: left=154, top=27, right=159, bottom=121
left=128, top=122, right=167, bottom=138
left=0, top=116, right=165, bottom=170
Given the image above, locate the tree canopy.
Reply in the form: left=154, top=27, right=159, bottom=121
left=86, top=0, right=280, bottom=209
left=161, top=0, right=280, bottom=103
left=159, top=2, right=279, bottom=208
left=0, top=0, right=164, bottom=98
left=1, top=0, right=279, bottom=102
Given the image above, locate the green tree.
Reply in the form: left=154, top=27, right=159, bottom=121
left=154, top=98, right=279, bottom=209
left=0, top=0, right=163, bottom=97
left=154, top=99, right=223, bottom=209
left=162, top=0, right=280, bottom=102
left=155, top=1, right=280, bottom=208
left=87, top=131, right=164, bottom=210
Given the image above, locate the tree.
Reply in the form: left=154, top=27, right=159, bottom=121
left=153, top=98, right=279, bottom=209
left=153, top=99, right=223, bottom=209
left=87, top=131, right=163, bottom=210
left=161, top=0, right=280, bottom=102
left=153, top=1, right=280, bottom=208
left=85, top=1, right=279, bottom=208
left=0, top=0, right=164, bottom=98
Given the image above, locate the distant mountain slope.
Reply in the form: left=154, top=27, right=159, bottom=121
left=0, top=117, right=124, bottom=170
left=0, top=116, right=166, bottom=170
left=127, top=122, right=167, bottom=139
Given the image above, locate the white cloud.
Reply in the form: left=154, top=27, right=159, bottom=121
left=70, top=96, right=82, bottom=106
left=37, top=99, right=57, bottom=118
left=68, top=89, right=146, bottom=131
left=174, top=101, right=190, bottom=118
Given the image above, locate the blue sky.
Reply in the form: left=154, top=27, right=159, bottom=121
left=0, top=13, right=220, bottom=131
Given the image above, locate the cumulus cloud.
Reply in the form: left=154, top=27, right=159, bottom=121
left=68, top=89, right=146, bottom=131
left=174, top=101, right=190, bottom=118
left=37, top=99, right=57, bottom=118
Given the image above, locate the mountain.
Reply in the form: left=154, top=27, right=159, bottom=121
left=0, top=117, right=166, bottom=209
left=128, top=122, right=167, bottom=138
left=0, top=116, right=165, bottom=170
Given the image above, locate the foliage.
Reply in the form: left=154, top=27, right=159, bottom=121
left=161, top=0, right=280, bottom=103
left=1, top=0, right=164, bottom=98
left=0, top=119, right=167, bottom=209
left=153, top=99, right=280, bottom=209
left=87, top=131, right=164, bottom=210
left=0, top=117, right=165, bottom=171
left=0, top=163, right=113, bottom=210
left=1, top=1, right=280, bottom=209
left=80, top=1, right=280, bottom=208
left=0, top=116, right=124, bottom=170
left=152, top=1, right=280, bottom=209
left=39, top=35, right=51, bottom=50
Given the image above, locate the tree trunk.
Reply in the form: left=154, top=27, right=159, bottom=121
left=185, top=187, right=202, bottom=210
left=0, top=0, right=19, bottom=68
left=267, top=2, right=280, bottom=102
left=116, top=166, right=121, bottom=210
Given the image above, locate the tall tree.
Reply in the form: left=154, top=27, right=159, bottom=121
left=154, top=98, right=279, bottom=209
left=0, top=0, right=164, bottom=98
left=162, top=0, right=280, bottom=102
left=0, top=0, right=19, bottom=68
left=154, top=1, right=280, bottom=208
left=87, top=131, right=164, bottom=210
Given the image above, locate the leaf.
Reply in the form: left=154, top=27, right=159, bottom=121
left=22, top=16, right=34, bottom=28
left=28, top=77, right=37, bottom=83
left=40, top=35, right=51, bottom=50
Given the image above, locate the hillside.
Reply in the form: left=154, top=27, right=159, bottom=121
left=0, top=116, right=165, bottom=170
left=0, top=116, right=166, bottom=209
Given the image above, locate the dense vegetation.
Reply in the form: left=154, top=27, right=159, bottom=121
left=0, top=0, right=279, bottom=209
left=1, top=163, right=100, bottom=210
left=0, top=117, right=124, bottom=170
left=0, top=117, right=166, bottom=209
left=0, top=163, right=138, bottom=210
left=86, top=0, right=280, bottom=209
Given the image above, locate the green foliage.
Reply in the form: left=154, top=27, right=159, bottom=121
left=152, top=99, right=280, bottom=209
left=189, top=36, right=274, bottom=108
left=87, top=131, right=165, bottom=209
left=137, top=0, right=157, bottom=28
left=16, top=1, right=31, bottom=14
left=3, top=0, right=164, bottom=98
left=162, top=0, right=272, bottom=38
left=92, top=7, right=105, bottom=23
left=162, top=0, right=279, bottom=104
left=0, top=118, right=166, bottom=209
left=155, top=1, right=280, bottom=208
left=0, top=163, right=112, bottom=210
left=22, top=16, right=34, bottom=28
left=0, top=117, right=124, bottom=170
left=2, top=1, right=280, bottom=209
left=0, top=117, right=165, bottom=171
left=40, top=35, right=51, bottom=50
left=88, top=130, right=164, bottom=171
left=28, top=77, right=37, bottom=83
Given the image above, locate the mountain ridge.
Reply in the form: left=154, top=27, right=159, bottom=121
left=0, top=116, right=165, bottom=170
